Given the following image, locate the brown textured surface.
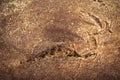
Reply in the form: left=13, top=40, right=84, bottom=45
left=0, top=0, right=120, bottom=80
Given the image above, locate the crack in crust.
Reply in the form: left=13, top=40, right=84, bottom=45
left=27, top=44, right=80, bottom=62
left=88, top=14, right=102, bottom=28
left=27, top=44, right=97, bottom=62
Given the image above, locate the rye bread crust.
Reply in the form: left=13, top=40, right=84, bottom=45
left=0, top=0, right=120, bottom=80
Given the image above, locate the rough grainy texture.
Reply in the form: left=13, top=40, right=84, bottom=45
left=0, top=0, right=120, bottom=80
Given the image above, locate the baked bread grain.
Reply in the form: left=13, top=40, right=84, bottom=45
left=0, top=0, right=120, bottom=80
